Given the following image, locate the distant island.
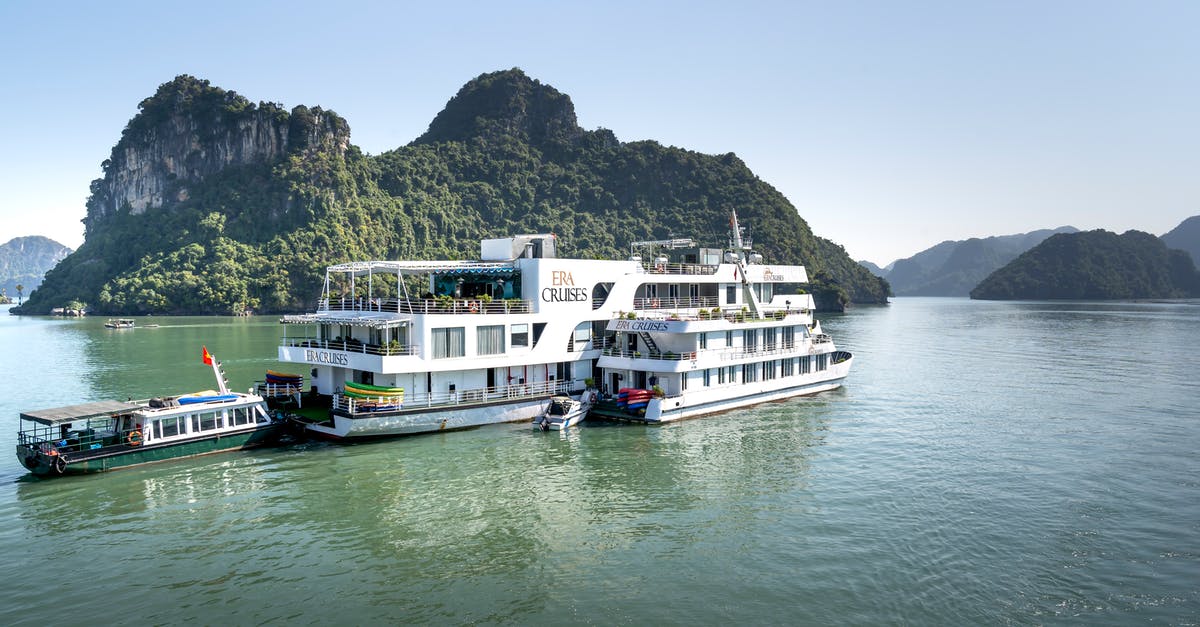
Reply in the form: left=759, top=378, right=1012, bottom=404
left=1160, top=215, right=1200, bottom=269
left=867, top=227, right=1077, bottom=297
left=17, top=70, right=888, bottom=316
left=1, top=236, right=72, bottom=304
left=971, top=229, right=1200, bottom=300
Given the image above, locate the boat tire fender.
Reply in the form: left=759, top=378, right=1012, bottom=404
left=53, top=456, right=67, bottom=475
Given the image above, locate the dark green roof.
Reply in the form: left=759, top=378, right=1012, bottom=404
left=19, top=400, right=141, bottom=425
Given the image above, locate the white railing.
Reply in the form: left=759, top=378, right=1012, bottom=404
left=332, top=380, right=570, bottom=415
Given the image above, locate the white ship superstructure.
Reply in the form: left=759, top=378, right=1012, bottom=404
left=279, top=212, right=852, bottom=438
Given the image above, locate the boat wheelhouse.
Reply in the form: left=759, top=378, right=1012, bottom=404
left=279, top=211, right=852, bottom=437
left=15, top=351, right=283, bottom=476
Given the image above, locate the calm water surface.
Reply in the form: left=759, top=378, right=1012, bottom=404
left=0, top=300, right=1196, bottom=624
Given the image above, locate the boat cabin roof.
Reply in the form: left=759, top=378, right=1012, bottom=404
left=20, top=400, right=141, bottom=425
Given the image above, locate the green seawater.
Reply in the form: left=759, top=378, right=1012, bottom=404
left=0, top=300, right=1197, bottom=624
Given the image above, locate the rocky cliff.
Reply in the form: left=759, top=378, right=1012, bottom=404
left=22, top=69, right=889, bottom=315
left=83, top=75, right=350, bottom=236
left=0, top=236, right=72, bottom=298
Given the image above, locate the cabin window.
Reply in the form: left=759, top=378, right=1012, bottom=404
left=799, top=356, right=812, bottom=374
left=764, top=360, right=777, bottom=380
left=726, top=285, right=737, bottom=304
left=477, top=325, right=505, bottom=355
left=432, top=327, right=466, bottom=358
left=782, top=326, right=795, bottom=348
left=645, top=284, right=658, bottom=299
left=704, top=369, right=712, bottom=386
left=681, top=372, right=688, bottom=391
left=726, top=365, right=736, bottom=383
left=743, top=329, right=757, bottom=352
left=160, top=417, right=181, bottom=438
left=689, top=284, right=699, bottom=302
left=764, top=328, right=777, bottom=351
left=744, top=363, right=757, bottom=383
left=782, top=358, right=795, bottom=377
left=232, top=407, right=250, bottom=426
left=725, top=331, right=733, bottom=347
left=699, top=333, right=708, bottom=350
left=668, top=284, right=679, bottom=301
left=816, top=353, right=828, bottom=371
left=511, top=324, right=529, bottom=348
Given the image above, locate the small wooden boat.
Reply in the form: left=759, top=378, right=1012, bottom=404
left=533, top=390, right=596, bottom=431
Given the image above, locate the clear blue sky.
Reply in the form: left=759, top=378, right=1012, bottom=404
left=2, top=0, right=1197, bottom=266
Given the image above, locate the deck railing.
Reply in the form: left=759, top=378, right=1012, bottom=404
left=332, top=380, right=570, bottom=415
left=641, top=262, right=720, bottom=275
left=318, top=297, right=533, bottom=315
left=282, top=338, right=420, bottom=357
left=601, top=340, right=807, bottom=363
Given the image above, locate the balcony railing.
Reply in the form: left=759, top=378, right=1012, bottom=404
left=632, top=296, right=720, bottom=310
left=283, top=338, right=419, bottom=356
left=642, top=262, right=720, bottom=275
left=318, top=297, right=533, bottom=315
left=601, top=340, right=813, bottom=363
left=332, top=379, right=570, bottom=416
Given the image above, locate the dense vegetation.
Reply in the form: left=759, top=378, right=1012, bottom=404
left=20, top=70, right=889, bottom=315
left=970, top=230, right=1200, bottom=300
left=1160, top=215, right=1200, bottom=268
left=883, top=227, right=1077, bottom=296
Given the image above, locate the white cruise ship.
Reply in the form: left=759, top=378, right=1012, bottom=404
left=278, top=212, right=852, bottom=438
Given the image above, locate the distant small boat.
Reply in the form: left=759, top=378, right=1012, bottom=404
left=104, top=318, right=135, bottom=329
left=533, top=390, right=596, bottom=431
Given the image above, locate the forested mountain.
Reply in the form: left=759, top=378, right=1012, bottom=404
left=857, top=260, right=885, bottom=276
left=0, top=236, right=72, bottom=301
left=18, top=70, right=889, bottom=315
left=1160, top=215, right=1200, bottom=267
left=971, top=230, right=1200, bottom=300
left=883, top=227, right=1077, bottom=296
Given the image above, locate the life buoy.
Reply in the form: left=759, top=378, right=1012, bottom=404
left=469, top=301, right=479, bottom=313
left=127, top=430, right=143, bottom=446
left=53, top=456, right=67, bottom=475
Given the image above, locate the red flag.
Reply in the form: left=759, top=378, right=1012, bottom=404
left=202, top=346, right=213, bottom=366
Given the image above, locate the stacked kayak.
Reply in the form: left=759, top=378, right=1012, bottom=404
left=615, top=388, right=653, bottom=414
left=343, top=381, right=404, bottom=411
left=266, top=370, right=303, bottom=387
left=262, top=370, right=304, bottom=397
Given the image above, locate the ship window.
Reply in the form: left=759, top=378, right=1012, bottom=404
left=668, top=284, right=679, bottom=300
left=782, top=358, right=794, bottom=377
left=477, top=325, right=505, bottom=355
left=764, top=328, right=777, bottom=351
left=743, top=329, right=757, bottom=351
left=764, top=360, right=777, bottom=380
left=718, top=367, right=726, bottom=384
left=704, top=369, right=712, bottom=386
left=433, top=327, right=466, bottom=358
left=744, top=363, right=757, bottom=383
left=232, top=407, right=249, bottom=426
left=726, top=285, right=737, bottom=304
left=699, top=333, right=708, bottom=349
left=783, top=326, right=795, bottom=348
left=800, top=356, right=812, bottom=374
left=160, top=417, right=180, bottom=438
left=681, top=373, right=688, bottom=391
left=725, top=331, right=733, bottom=347
left=816, top=353, right=828, bottom=371
left=511, top=324, right=529, bottom=348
